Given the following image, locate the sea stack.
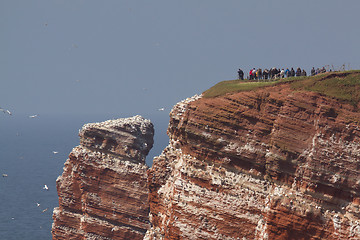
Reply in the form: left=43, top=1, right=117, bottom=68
left=52, top=116, right=154, bottom=239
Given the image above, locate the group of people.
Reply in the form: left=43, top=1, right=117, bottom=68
left=311, top=67, right=327, bottom=76
left=237, top=67, right=307, bottom=80
left=237, top=66, right=330, bottom=81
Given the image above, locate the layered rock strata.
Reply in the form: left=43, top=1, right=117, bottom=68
left=146, top=84, right=360, bottom=239
left=52, top=116, right=154, bottom=240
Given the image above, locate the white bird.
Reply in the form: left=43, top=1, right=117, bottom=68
left=52, top=151, right=58, bottom=154
left=158, top=108, right=165, bottom=111
left=42, top=208, right=48, bottom=213
left=2, top=174, right=8, bottom=177
left=43, top=185, right=49, bottom=190
left=0, top=108, right=12, bottom=115
left=29, top=114, right=38, bottom=118
left=36, top=203, right=41, bottom=207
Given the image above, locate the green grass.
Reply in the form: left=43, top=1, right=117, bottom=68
left=290, top=71, right=360, bottom=106
left=203, top=80, right=275, bottom=98
left=203, top=76, right=305, bottom=98
left=203, top=70, right=360, bottom=106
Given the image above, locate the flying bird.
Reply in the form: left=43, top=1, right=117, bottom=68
left=0, top=107, right=12, bottom=115
left=52, top=151, right=58, bottom=154
left=43, top=185, right=49, bottom=190
left=42, top=208, right=48, bottom=213
left=158, top=108, right=165, bottom=111
left=36, top=203, right=41, bottom=207
left=29, top=115, right=38, bottom=118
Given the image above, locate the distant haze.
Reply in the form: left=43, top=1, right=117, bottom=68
left=1, top=0, right=360, bottom=116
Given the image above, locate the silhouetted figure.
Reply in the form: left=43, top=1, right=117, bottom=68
left=311, top=67, right=315, bottom=76
left=277, top=68, right=280, bottom=78
left=269, top=68, right=274, bottom=79
left=238, top=68, right=244, bottom=80
left=301, top=69, right=307, bottom=76
left=290, top=68, right=295, bottom=77
left=263, top=69, right=269, bottom=80
left=285, top=68, right=290, bottom=78
left=268, top=68, right=273, bottom=79
left=296, top=67, right=302, bottom=77
left=256, top=69, right=263, bottom=80
left=269, top=68, right=279, bottom=79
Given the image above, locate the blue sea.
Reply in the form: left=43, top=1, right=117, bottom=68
left=0, top=113, right=169, bottom=240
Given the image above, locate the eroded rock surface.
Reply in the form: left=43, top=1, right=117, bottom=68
left=146, top=84, right=360, bottom=239
left=52, top=75, right=360, bottom=240
left=52, top=116, right=154, bottom=240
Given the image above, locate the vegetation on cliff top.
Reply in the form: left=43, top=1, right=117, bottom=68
left=203, top=70, right=360, bottom=105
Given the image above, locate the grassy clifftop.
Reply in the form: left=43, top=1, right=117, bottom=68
left=203, top=70, right=360, bottom=106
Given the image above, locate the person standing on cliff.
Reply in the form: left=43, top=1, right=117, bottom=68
left=311, top=67, right=316, bottom=76
left=284, top=68, right=290, bottom=78
left=263, top=68, right=269, bottom=80
left=301, top=69, right=307, bottom=76
left=257, top=68, right=263, bottom=80
left=280, top=69, right=285, bottom=78
left=290, top=68, right=295, bottom=77
left=249, top=68, right=254, bottom=80
left=238, top=68, right=244, bottom=80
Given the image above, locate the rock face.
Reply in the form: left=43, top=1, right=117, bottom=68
left=52, top=116, right=154, bottom=240
left=146, top=83, right=360, bottom=239
left=52, top=74, right=360, bottom=240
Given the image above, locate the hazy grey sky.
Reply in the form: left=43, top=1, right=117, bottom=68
left=1, top=0, right=360, bottom=116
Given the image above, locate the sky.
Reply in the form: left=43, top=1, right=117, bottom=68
left=1, top=0, right=360, bottom=116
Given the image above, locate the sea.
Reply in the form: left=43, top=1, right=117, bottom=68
left=0, top=113, right=170, bottom=240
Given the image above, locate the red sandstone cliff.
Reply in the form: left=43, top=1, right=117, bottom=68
left=146, top=78, right=360, bottom=239
left=52, top=73, right=360, bottom=240
left=52, top=116, right=154, bottom=239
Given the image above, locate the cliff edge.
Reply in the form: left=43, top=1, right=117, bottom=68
left=52, top=71, right=360, bottom=240
left=52, top=116, right=154, bottom=239
left=146, top=72, right=360, bottom=239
